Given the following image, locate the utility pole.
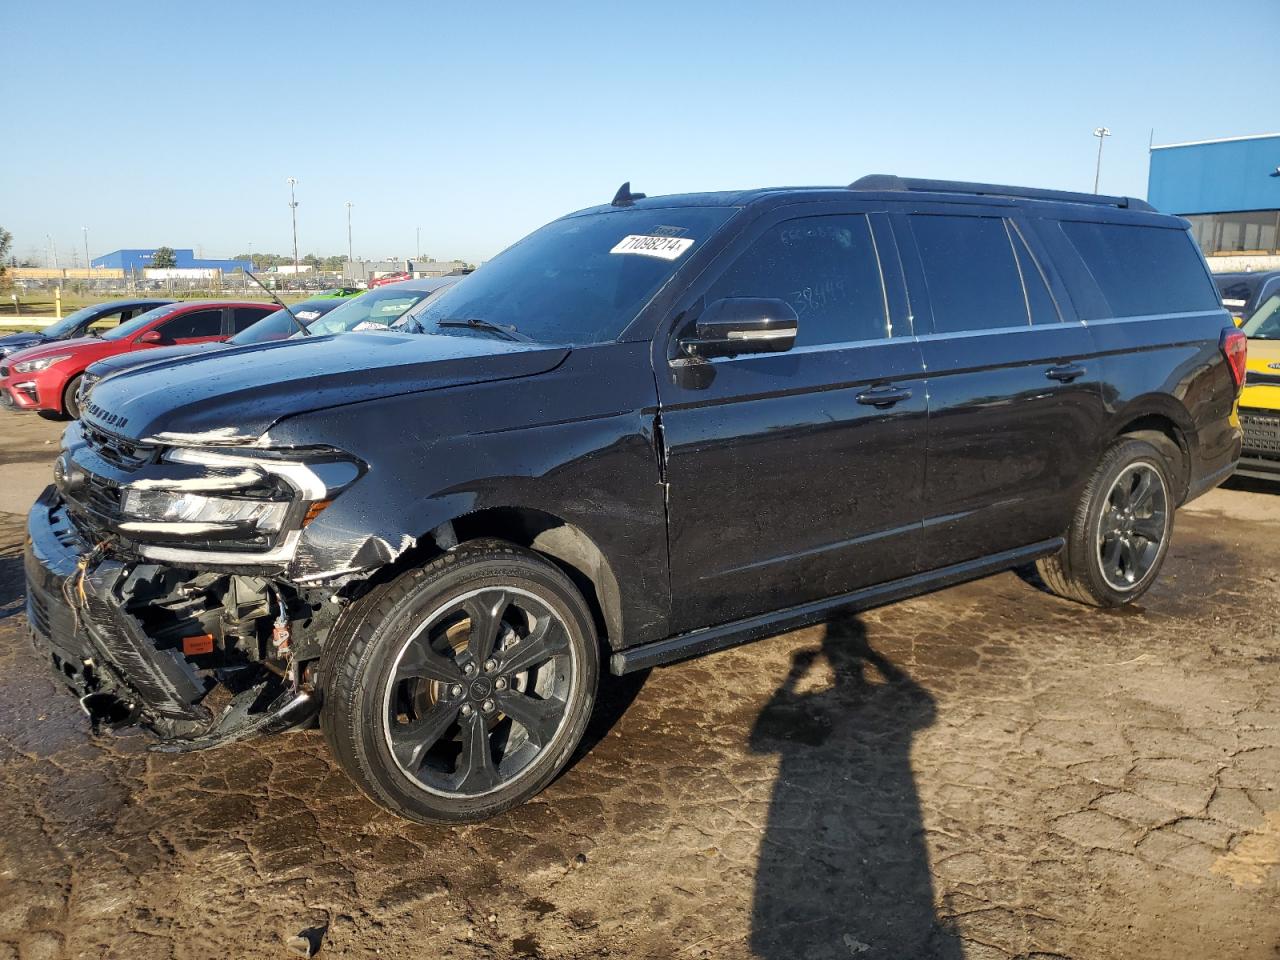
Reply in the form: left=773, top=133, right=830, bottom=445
left=346, top=201, right=354, bottom=264
left=82, top=226, right=90, bottom=276
left=1092, top=127, right=1111, bottom=194
left=416, top=225, right=421, bottom=262
left=287, top=176, right=300, bottom=280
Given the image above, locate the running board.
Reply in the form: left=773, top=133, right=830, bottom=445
left=609, top=538, right=1064, bottom=675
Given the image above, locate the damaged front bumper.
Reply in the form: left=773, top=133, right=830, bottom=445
left=24, top=488, right=319, bottom=750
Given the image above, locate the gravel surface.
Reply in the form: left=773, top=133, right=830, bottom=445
left=0, top=413, right=1276, bottom=959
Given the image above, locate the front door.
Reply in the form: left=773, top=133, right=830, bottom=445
left=656, top=206, right=928, bottom=633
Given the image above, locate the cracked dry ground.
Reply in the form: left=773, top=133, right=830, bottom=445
left=0, top=435, right=1277, bottom=958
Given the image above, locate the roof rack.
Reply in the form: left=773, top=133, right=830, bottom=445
left=849, top=174, right=1155, bottom=213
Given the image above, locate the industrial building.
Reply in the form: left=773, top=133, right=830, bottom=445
left=342, top=258, right=469, bottom=285
left=91, top=248, right=252, bottom=274
left=1147, top=132, right=1280, bottom=271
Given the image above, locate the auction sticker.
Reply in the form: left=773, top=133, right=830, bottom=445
left=610, top=234, right=695, bottom=260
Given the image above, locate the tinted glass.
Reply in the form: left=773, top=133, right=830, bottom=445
left=911, top=215, right=1028, bottom=333
left=1243, top=294, right=1280, bottom=340
left=84, top=307, right=132, bottom=333
left=1059, top=221, right=1221, bottom=318
left=1215, top=278, right=1256, bottom=308
left=411, top=206, right=736, bottom=345
left=705, top=214, right=887, bottom=346
left=160, top=309, right=223, bottom=339
left=231, top=307, right=271, bottom=333
left=101, top=303, right=182, bottom=340
left=229, top=300, right=345, bottom=345
left=1009, top=224, right=1061, bottom=325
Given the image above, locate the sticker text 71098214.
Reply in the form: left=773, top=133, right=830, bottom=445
left=610, top=235, right=695, bottom=261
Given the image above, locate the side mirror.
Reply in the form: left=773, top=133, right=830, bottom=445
left=137, top=330, right=168, bottom=345
left=680, top=298, right=798, bottom=358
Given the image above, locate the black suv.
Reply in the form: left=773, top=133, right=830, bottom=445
left=25, top=176, right=1244, bottom=822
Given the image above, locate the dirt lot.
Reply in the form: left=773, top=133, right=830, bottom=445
left=0, top=411, right=1276, bottom=960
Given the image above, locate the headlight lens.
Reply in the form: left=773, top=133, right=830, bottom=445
left=120, top=489, right=291, bottom=533
left=114, top=445, right=364, bottom=550
left=13, top=353, right=70, bottom=373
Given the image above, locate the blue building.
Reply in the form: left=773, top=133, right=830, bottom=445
left=1148, top=133, right=1280, bottom=262
left=91, top=248, right=251, bottom=273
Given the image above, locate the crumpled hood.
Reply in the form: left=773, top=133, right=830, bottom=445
left=79, top=331, right=570, bottom=442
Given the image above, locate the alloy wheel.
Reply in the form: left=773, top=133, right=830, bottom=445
left=381, top=586, right=577, bottom=797
left=1096, top=461, right=1169, bottom=592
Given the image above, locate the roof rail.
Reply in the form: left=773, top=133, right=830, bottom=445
left=849, top=174, right=1155, bottom=213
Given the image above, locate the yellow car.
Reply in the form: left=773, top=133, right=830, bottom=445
left=1238, top=292, right=1280, bottom=481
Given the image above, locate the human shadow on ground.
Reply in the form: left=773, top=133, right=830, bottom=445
left=749, top=614, right=962, bottom=959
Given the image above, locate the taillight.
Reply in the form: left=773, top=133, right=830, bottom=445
left=1221, top=328, right=1247, bottom=393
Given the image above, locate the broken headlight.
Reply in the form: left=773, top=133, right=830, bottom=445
left=117, top=446, right=363, bottom=554
left=120, top=489, right=291, bottom=534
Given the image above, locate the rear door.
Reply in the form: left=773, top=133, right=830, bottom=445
left=893, top=205, right=1106, bottom=568
left=656, top=201, right=928, bottom=632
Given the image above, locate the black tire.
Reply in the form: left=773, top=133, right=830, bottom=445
left=62, top=376, right=83, bottom=419
left=320, top=539, right=600, bottom=823
left=1036, top=436, right=1177, bottom=607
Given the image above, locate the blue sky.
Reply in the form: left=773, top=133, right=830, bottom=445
left=2, top=0, right=1276, bottom=265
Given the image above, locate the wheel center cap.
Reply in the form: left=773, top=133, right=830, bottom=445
left=469, top=677, right=493, bottom=700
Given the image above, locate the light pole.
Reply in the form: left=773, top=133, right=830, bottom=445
left=346, top=201, right=354, bottom=264
left=1092, top=127, right=1111, bottom=194
left=82, top=226, right=89, bottom=276
left=416, top=225, right=421, bottom=262
left=287, top=176, right=300, bottom=281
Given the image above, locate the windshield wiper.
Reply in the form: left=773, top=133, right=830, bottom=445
left=434, top=318, right=530, bottom=342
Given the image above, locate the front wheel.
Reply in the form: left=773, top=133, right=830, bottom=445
left=63, top=375, right=84, bottom=419
left=320, top=540, right=599, bottom=823
left=1036, top=437, right=1176, bottom=607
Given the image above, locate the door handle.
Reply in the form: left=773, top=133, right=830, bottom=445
left=1046, top=363, right=1085, bottom=383
left=855, top=385, right=913, bottom=408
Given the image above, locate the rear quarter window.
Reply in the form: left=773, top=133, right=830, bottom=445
left=1059, top=221, right=1220, bottom=318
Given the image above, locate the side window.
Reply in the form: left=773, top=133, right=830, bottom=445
left=87, top=307, right=131, bottom=333
left=909, top=214, right=1029, bottom=333
left=160, top=309, right=223, bottom=339
left=1058, top=221, right=1221, bottom=319
left=705, top=214, right=888, bottom=347
left=231, top=307, right=269, bottom=333
left=1008, top=223, right=1062, bottom=325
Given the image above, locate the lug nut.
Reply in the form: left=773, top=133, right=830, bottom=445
left=450, top=684, right=463, bottom=697
left=482, top=699, right=496, bottom=713
left=483, top=658, right=497, bottom=672
left=463, top=663, right=476, bottom=677
left=460, top=703, right=473, bottom=717
left=495, top=678, right=507, bottom=691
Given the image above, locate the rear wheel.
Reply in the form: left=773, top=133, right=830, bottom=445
left=1036, top=437, right=1176, bottom=607
left=321, top=540, right=599, bottom=823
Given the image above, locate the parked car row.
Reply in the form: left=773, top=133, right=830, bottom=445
left=0, top=278, right=456, bottom=419
left=15, top=176, right=1248, bottom=825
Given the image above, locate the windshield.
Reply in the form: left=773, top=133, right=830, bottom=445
left=306, top=287, right=437, bottom=336
left=100, top=303, right=183, bottom=341
left=1243, top=293, right=1280, bottom=340
left=229, top=299, right=347, bottom=345
left=410, top=207, right=735, bottom=344
left=42, top=304, right=106, bottom=338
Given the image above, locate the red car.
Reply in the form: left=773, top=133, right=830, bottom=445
left=0, top=300, right=276, bottom=419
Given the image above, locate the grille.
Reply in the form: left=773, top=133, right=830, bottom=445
left=0, top=364, right=8, bottom=378
left=1240, top=408, right=1280, bottom=460
left=81, top=424, right=159, bottom=470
